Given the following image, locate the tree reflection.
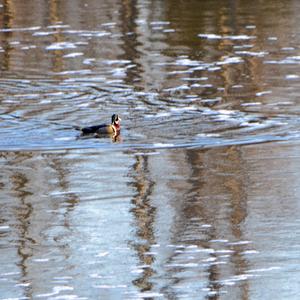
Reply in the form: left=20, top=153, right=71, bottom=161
left=129, top=154, right=156, bottom=292
left=0, top=0, right=14, bottom=71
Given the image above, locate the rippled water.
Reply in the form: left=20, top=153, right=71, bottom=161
left=1, top=0, right=300, bottom=299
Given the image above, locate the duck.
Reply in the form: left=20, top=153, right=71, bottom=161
left=77, top=114, right=121, bottom=136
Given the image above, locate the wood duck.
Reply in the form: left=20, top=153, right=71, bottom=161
left=78, top=114, right=121, bottom=136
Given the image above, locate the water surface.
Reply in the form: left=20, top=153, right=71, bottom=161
left=1, top=0, right=300, bottom=299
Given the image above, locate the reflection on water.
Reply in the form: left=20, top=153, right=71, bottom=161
left=1, top=143, right=300, bottom=299
left=1, top=0, right=300, bottom=299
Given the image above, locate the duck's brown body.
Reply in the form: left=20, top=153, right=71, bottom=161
left=79, top=114, right=121, bottom=136
left=81, top=123, right=116, bottom=135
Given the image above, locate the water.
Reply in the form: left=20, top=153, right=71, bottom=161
left=1, top=0, right=300, bottom=299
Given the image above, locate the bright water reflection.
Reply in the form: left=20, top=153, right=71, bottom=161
left=1, top=0, right=300, bottom=299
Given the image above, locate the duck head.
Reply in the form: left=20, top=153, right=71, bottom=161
left=111, top=114, right=121, bottom=132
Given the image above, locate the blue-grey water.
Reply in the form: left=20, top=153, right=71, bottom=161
left=1, top=0, right=300, bottom=299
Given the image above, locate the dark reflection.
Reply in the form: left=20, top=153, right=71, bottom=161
left=161, top=0, right=265, bottom=108
left=160, top=146, right=250, bottom=299
left=8, top=152, right=34, bottom=299
left=119, top=0, right=142, bottom=87
left=48, top=0, right=65, bottom=75
left=77, top=132, right=122, bottom=142
left=185, top=148, right=221, bottom=300
left=0, top=151, right=80, bottom=298
left=0, top=0, right=14, bottom=72
left=225, top=146, right=249, bottom=300
left=110, top=132, right=122, bottom=143
left=44, top=151, right=79, bottom=215
left=129, top=154, right=156, bottom=292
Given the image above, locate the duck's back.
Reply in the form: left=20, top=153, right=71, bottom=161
left=81, top=124, right=110, bottom=134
